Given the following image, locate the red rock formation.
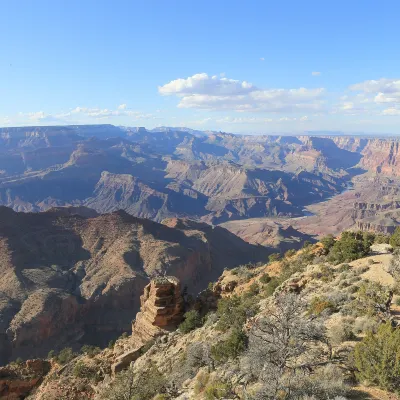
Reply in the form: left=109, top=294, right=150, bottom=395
left=131, top=277, right=184, bottom=344
left=0, top=359, right=50, bottom=399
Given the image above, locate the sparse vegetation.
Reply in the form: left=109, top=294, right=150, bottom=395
left=354, top=323, right=400, bottom=392
left=390, top=227, right=400, bottom=248
left=80, top=344, right=101, bottom=357
left=328, top=231, right=373, bottom=264
left=308, top=296, right=336, bottom=316
left=215, top=294, right=259, bottom=332
left=211, top=329, right=247, bottom=362
left=179, top=309, right=203, bottom=333
left=268, top=253, right=281, bottom=263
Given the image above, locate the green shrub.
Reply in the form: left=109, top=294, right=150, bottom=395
left=354, top=323, right=400, bottom=391
left=396, top=297, right=400, bottom=306
left=107, top=340, right=115, bottom=349
left=194, top=371, right=210, bottom=395
left=204, top=380, right=232, bottom=400
left=80, top=345, right=101, bottom=357
left=328, top=231, right=373, bottom=264
left=375, top=233, right=390, bottom=244
left=269, top=253, right=281, bottom=263
left=211, top=329, right=247, bottom=362
left=354, top=281, right=390, bottom=317
left=47, top=350, right=55, bottom=359
left=120, top=332, right=129, bottom=339
left=390, top=227, right=400, bottom=248
left=337, top=263, right=351, bottom=273
left=308, top=296, right=336, bottom=316
left=312, top=264, right=335, bottom=282
left=259, top=273, right=271, bottom=284
left=284, top=249, right=297, bottom=258
left=179, top=310, right=203, bottom=334
left=263, top=277, right=280, bottom=297
left=320, top=234, right=335, bottom=252
left=216, top=294, right=259, bottom=332
left=244, top=282, right=259, bottom=297
left=56, top=347, right=77, bottom=365
left=73, top=361, right=98, bottom=380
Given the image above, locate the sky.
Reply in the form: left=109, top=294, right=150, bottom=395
left=1, top=0, right=400, bottom=134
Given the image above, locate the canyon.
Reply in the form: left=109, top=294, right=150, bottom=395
left=0, top=206, right=268, bottom=366
left=1, top=124, right=400, bottom=236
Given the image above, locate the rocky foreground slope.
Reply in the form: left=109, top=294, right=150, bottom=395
left=0, top=206, right=269, bottom=366
left=3, top=233, right=400, bottom=399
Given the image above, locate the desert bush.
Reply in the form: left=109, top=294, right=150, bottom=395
left=288, top=365, right=350, bottom=400
left=99, top=365, right=166, bottom=400
left=259, top=273, right=271, bottom=284
left=194, top=371, right=210, bottom=395
left=263, top=277, right=280, bottom=297
left=107, top=340, right=115, bottom=349
left=320, top=234, right=335, bottom=253
left=73, top=361, right=99, bottom=380
left=56, top=347, right=77, bottom=364
left=179, top=310, right=203, bottom=333
left=390, top=227, right=400, bottom=248
left=389, top=249, right=400, bottom=282
left=328, top=319, right=356, bottom=345
left=312, top=264, right=335, bottom=282
left=308, top=296, right=336, bottom=316
left=285, top=249, right=297, bottom=258
left=337, top=263, right=351, bottom=273
left=374, top=233, right=390, bottom=244
left=328, top=231, right=373, bottom=264
left=80, top=345, right=101, bottom=357
left=244, top=293, right=329, bottom=399
left=211, top=329, right=247, bottom=362
left=352, top=316, right=379, bottom=335
left=216, top=294, right=259, bottom=332
left=269, top=253, right=281, bottom=263
left=354, top=281, right=391, bottom=318
left=354, top=322, right=400, bottom=391
left=204, top=380, right=232, bottom=400
left=396, top=297, right=400, bottom=306
left=185, top=342, right=212, bottom=372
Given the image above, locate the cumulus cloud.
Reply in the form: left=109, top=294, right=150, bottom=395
left=312, top=71, right=321, bottom=76
left=350, top=78, right=400, bottom=105
left=16, top=106, right=157, bottom=125
left=215, top=116, right=309, bottom=124
left=159, top=73, right=325, bottom=113
left=118, top=104, right=127, bottom=110
left=382, top=107, right=400, bottom=116
left=159, top=73, right=256, bottom=96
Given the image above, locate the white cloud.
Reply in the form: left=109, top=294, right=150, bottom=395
left=118, top=104, right=127, bottom=110
left=260, top=57, right=265, bottom=61
left=159, top=73, right=325, bottom=113
left=159, top=73, right=256, bottom=96
left=312, top=71, right=321, bottom=76
left=350, top=78, right=400, bottom=104
left=382, top=107, right=400, bottom=116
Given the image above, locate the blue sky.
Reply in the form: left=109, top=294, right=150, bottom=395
left=1, top=0, right=400, bottom=134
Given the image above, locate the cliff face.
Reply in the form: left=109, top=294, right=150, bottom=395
left=0, top=359, right=50, bottom=399
left=131, top=277, right=184, bottom=345
left=359, top=139, right=400, bottom=176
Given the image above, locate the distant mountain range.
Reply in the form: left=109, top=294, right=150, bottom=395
left=1, top=124, right=400, bottom=226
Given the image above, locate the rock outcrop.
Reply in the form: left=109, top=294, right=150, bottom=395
left=0, top=359, right=51, bottom=399
left=131, top=277, right=184, bottom=344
